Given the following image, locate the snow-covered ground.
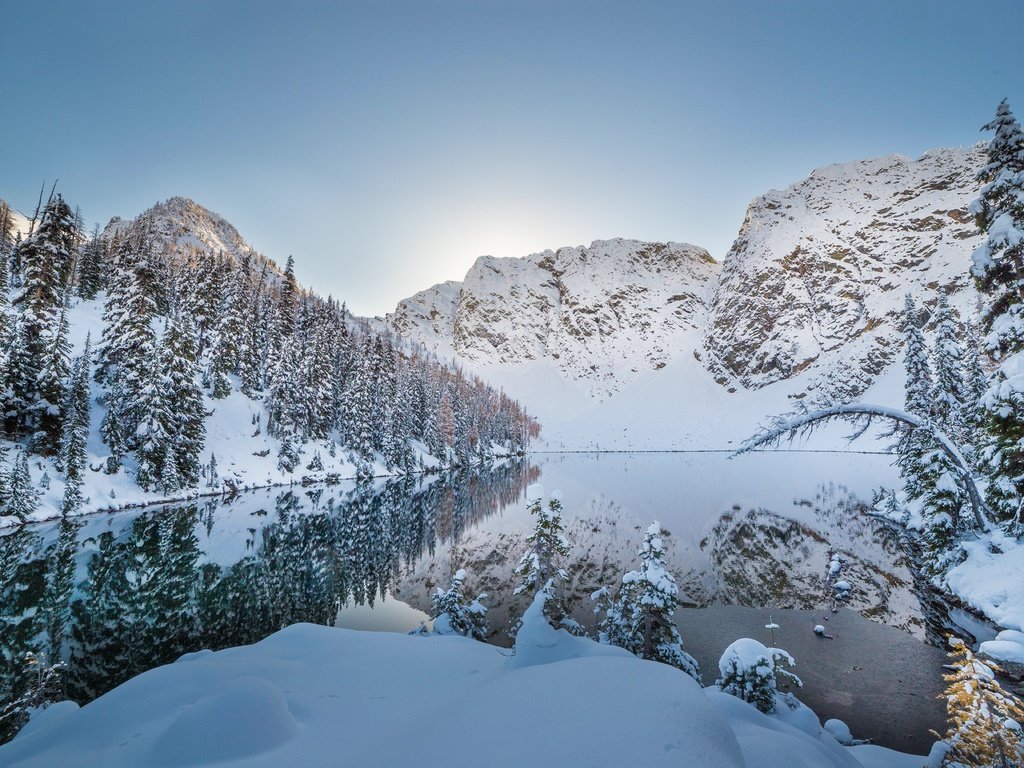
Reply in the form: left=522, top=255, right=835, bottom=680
left=0, top=595, right=926, bottom=768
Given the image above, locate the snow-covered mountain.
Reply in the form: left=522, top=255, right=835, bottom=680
left=386, top=146, right=986, bottom=448
left=703, top=146, right=985, bottom=395
left=103, top=196, right=285, bottom=278
left=389, top=239, right=719, bottom=401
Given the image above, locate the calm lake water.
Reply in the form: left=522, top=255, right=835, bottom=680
left=0, top=451, right=946, bottom=752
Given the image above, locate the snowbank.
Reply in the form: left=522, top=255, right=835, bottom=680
left=943, top=530, right=1024, bottom=634
left=0, top=608, right=924, bottom=767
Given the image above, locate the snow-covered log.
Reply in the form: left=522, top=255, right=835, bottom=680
left=735, top=403, right=991, bottom=531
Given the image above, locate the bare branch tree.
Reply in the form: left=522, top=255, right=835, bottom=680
left=734, top=403, right=991, bottom=531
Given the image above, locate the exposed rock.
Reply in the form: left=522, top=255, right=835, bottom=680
left=703, top=146, right=985, bottom=393
left=388, top=238, right=719, bottom=400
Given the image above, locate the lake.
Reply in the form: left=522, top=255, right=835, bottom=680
left=0, top=451, right=947, bottom=752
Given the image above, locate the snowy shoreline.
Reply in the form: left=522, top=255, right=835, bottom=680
left=0, top=595, right=929, bottom=768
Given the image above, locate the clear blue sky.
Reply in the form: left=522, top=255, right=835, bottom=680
left=2, top=0, right=1021, bottom=316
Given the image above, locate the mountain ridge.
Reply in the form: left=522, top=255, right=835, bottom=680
left=380, top=145, right=987, bottom=448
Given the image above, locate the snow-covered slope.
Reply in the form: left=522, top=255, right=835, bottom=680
left=386, top=147, right=986, bottom=449
left=0, top=606, right=925, bottom=768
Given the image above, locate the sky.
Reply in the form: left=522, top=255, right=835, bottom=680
left=2, top=0, right=1022, bottom=317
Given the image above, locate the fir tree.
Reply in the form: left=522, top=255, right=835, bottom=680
left=611, top=522, right=700, bottom=680
left=33, top=296, right=72, bottom=454
left=963, top=319, right=989, bottom=467
left=99, top=378, right=129, bottom=473
left=513, top=486, right=571, bottom=628
left=59, top=336, right=91, bottom=516
left=427, top=568, right=488, bottom=640
left=159, top=443, right=181, bottom=495
left=897, top=294, right=935, bottom=502
left=4, top=315, right=38, bottom=434
left=932, top=293, right=968, bottom=444
left=161, top=316, right=205, bottom=488
left=717, top=638, right=801, bottom=714
left=75, top=227, right=105, bottom=300
left=7, top=451, right=39, bottom=522
left=970, top=100, right=1024, bottom=523
left=133, top=346, right=173, bottom=493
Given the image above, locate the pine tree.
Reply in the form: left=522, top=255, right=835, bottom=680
left=133, top=345, right=173, bottom=493
left=9, top=195, right=77, bottom=444
left=963, top=319, right=989, bottom=466
left=932, top=293, right=968, bottom=444
left=267, top=335, right=305, bottom=471
left=513, top=486, right=571, bottom=627
left=159, top=443, right=181, bottom=495
left=427, top=568, right=488, bottom=640
left=59, top=336, right=91, bottom=516
left=717, top=638, right=801, bottom=714
left=278, top=255, right=298, bottom=341
left=897, top=294, right=935, bottom=502
left=934, top=638, right=1024, bottom=767
left=4, top=315, right=38, bottom=434
left=99, top=378, right=129, bottom=473
left=7, top=451, right=39, bottom=522
left=611, top=522, right=700, bottom=680
left=33, top=296, right=72, bottom=454
left=75, top=227, right=105, bottom=300
left=161, top=316, right=205, bottom=488
left=239, top=278, right=269, bottom=396
left=970, top=100, right=1024, bottom=523
left=96, top=234, right=158, bottom=474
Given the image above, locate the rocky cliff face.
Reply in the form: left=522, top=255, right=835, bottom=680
left=389, top=238, right=719, bottom=399
left=701, top=146, right=985, bottom=395
left=389, top=147, right=986, bottom=412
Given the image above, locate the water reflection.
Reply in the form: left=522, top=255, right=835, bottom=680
left=0, top=451, right=928, bottom=744
left=0, top=462, right=537, bottom=740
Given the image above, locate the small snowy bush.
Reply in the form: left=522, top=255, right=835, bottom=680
left=716, top=637, right=801, bottom=714
left=426, top=569, right=488, bottom=641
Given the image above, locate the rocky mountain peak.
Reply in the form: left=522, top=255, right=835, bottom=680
left=701, top=144, right=985, bottom=397
left=388, top=238, right=719, bottom=400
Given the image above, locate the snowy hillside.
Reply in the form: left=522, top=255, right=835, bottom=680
left=386, top=147, right=987, bottom=449
left=0, top=194, right=535, bottom=528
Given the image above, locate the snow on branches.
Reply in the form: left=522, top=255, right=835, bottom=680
left=736, top=402, right=991, bottom=531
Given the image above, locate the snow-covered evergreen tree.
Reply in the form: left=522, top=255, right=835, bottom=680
left=427, top=568, right=488, bottom=640
left=897, top=294, right=936, bottom=501
left=75, top=227, right=105, bottom=300
left=717, top=637, right=802, bottom=714
left=33, top=297, right=71, bottom=454
left=932, top=293, right=968, bottom=445
left=6, top=451, right=39, bottom=522
left=963, top=319, right=989, bottom=468
left=970, top=99, right=1024, bottom=523
left=59, top=336, right=91, bottom=516
left=133, top=344, right=173, bottom=492
left=597, top=522, right=700, bottom=680
left=513, top=485, right=571, bottom=628
left=160, top=316, right=205, bottom=488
